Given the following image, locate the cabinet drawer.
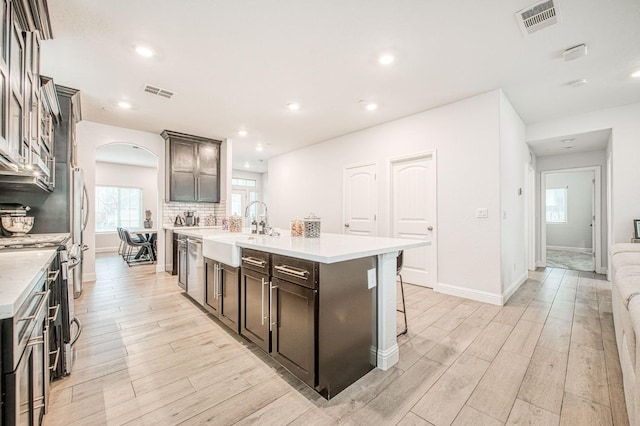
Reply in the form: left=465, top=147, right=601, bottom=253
left=241, top=248, right=270, bottom=274
left=272, top=254, right=318, bottom=289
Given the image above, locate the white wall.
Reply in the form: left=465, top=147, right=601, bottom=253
left=269, top=90, right=505, bottom=302
left=76, top=121, right=166, bottom=281
left=545, top=171, right=593, bottom=250
left=499, top=91, right=528, bottom=297
left=527, top=102, right=640, bottom=245
left=95, top=161, right=158, bottom=252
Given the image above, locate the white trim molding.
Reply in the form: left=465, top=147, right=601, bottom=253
left=547, top=245, right=593, bottom=253
left=435, top=282, right=503, bottom=306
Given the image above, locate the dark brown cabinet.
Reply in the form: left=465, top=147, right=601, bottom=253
left=162, top=130, right=221, bottom=203
left=205, top=258, right=240, bottom=333
left=240, top=249, right=271, bottom=352
left=271, top=276, right=317, bottom=387
left=238, top=248, right=377, bottom=399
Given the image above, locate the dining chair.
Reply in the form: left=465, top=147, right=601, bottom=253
left=397, top=250, right=408, bottom=337
left=122, top=229, right=155, bottom=265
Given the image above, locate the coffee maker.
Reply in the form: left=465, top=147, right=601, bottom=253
left=184, top=211, right=196, bottom=226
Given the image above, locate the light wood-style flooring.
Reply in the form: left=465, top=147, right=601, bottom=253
left=43, top=254, right=629, bottom=425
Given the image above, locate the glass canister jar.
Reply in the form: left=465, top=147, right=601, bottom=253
left=229, top=214, right=243, bottom=232
left=290, top=219, right=303, bottom=237
left=303, top=213, right=321, bottom=238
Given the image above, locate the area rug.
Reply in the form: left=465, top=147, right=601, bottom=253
left=546, top=249, right=594, bottom=272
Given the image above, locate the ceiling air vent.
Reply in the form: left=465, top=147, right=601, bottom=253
left=143, top=84, right=174, bottom=99
left=515, top=0, right=560, bottom=36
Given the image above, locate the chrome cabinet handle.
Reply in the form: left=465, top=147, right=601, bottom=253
left=269, top=281, right=278, bottom=331
left=274, top=265, right=308, bottom=280
left=49, top=347, right=61, bottom=371
left=427, top=226, right=433, bottom=231
left=48, top=304, right=60, bottom=322
left=217, top=264, right=222, bottom=297
left=47, top=269, right=60, bottom=282
left=242, top=257, right=266, bottom=267
left=19, top=290, right=50, bottom=322
left=344, top=223, right=350, bottom=228
left=261, top=278, right=265, bottom=326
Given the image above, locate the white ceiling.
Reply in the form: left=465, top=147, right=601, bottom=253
left=41, top=0, right=640, bottom=173
left=528, top=128, right=611, bottom=157
left=95, top=143, right=158, bottom=168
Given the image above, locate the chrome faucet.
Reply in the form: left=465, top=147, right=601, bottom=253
left=245, top=201, right=268, bottom=227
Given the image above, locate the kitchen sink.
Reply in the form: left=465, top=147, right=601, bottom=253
left=202, top=234, right=248, bottom=267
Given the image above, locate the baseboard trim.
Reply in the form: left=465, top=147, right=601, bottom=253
left=547, top=245, right=592, bottom=254
left=536, top=261, right=545, bottom=268
left=95, top=247, right=118, bottom=253
left=435, top=282, right=503, bottom=306
left=83, top=272, right=97, bottom=283
left=501, top=271, right=529, bottom=305
left=376, top=343, right=399, bottom=371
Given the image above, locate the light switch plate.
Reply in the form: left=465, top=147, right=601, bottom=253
left=476, top=208, right=488, bottom=218
left=367, top=268, right=376, bottom=289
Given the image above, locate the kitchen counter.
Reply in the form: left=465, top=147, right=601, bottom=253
left=201, top=232, right=429, bottom=371
left=0, top=249, right=58, bottom=319
left=163, top=225, right=223, bottom=231
left=234, top=233, right=426, bottom=264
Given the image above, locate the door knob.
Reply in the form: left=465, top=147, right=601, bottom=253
left=427, top=226, right=433, bottom=231
left=344, top=223, right=350, bottom=228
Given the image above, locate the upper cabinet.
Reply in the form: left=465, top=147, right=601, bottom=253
left=162, top=130, right=222, bottom=203
left=0, top=0, right=59, bottom=191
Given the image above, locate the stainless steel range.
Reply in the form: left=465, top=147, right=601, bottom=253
left=0, top=233, right=71, bottom=250
left=0, top=233, right=83, bottom=378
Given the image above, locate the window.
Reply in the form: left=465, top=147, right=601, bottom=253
left=546, top=188, right=567, bottom=223
left=96, top=186, right=143, bottom=231
left=232, top=178, right=256, bottom=187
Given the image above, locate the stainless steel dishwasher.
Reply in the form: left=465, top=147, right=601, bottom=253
left=177, top=234, right=188, bottom=290
left=187, top=236, right=204, bottom=305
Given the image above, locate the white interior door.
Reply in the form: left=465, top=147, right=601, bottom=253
left=391, top=153, right=436, bottom=287
left=343, top=163, right=377, bottom=235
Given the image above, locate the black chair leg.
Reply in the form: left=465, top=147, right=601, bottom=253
left=397, top=273, right=408, bottom=337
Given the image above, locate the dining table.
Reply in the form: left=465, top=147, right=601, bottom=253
left=126, top=227, right=158, bottom=260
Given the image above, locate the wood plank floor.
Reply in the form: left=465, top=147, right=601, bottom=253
left=43, top=254, right=629, bottom=425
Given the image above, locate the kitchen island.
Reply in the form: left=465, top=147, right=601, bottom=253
left=231, top=233, right=429, bottom=371
left=171, top=229, right=429, bottom=397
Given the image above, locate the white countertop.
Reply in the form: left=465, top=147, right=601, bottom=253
left=163, top=225, right=223, bottom=231
left=0, top=249, right=58, bottom=319
left=228, top=233, right=429, bottom=264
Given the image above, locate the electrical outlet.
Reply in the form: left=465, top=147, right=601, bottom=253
left=476, top=208, right=488, bottom=218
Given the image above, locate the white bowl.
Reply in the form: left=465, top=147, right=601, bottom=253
left=1, top=216, right=34, bottom=236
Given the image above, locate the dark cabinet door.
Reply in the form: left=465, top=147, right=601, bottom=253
left=271, top=277, right=316, bottom=387
left=163, top=131, right=221, bottom=203
left=196, top=142, right=220, bottom=202
left=204, top=259, right=219, bottom=316
left=170, top=140, right=197, bottom=202
left=240, top=268, right=270, bottom=352
left=219, top=264, right=240, bottom=333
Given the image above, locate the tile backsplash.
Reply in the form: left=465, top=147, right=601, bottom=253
left=163, top=201, right=227, bottom=225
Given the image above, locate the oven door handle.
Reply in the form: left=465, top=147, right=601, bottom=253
left=18, top=290, right=50, bottom=322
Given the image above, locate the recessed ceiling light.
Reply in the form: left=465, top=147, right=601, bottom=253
left=563, top=145, right=575, bottom=149
left=360, top=100, right=378, bottom=111
left=256, top=145, right=264, bottom=152
left=631, top=70, right=640, bottom=78
left=568, top=78, right=587, bottom=87
left=287, top=102, right=300, bottom=111
left=238, top=130, right=248, bottom=137
left=118, top=101, right=132, bottom=109
left=561, top=138, right=574, bottom=144
left=244, top=162, right=251, bottom=168
left=135, top=45, right=154, bottom=58
left=378, top=54, right=395, bottom=66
